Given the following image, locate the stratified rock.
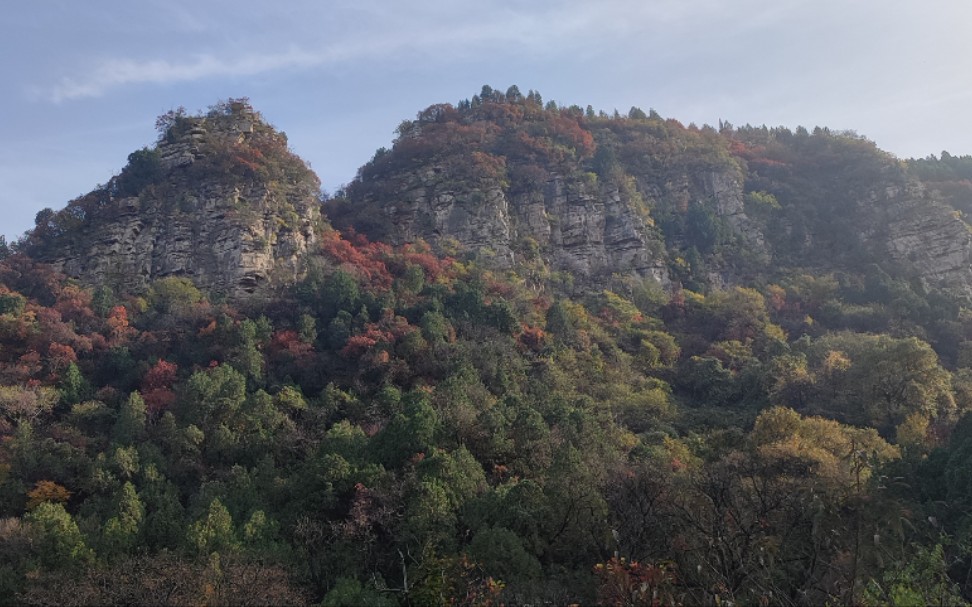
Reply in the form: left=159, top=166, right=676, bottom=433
left=31, top=101, right=321, bottom=298
left=881, top=182, right=972, bottom=298
left=367, top=167, right=669, bottom=288
left=335, top=98, right=769, bottom=293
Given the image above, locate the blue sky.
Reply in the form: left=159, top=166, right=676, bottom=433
left=2, top=0, right=971, bottom=242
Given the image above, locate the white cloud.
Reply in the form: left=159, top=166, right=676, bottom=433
left=48, top=48, right=333, bottom=102
left=43, top=0, right=741, bottom=103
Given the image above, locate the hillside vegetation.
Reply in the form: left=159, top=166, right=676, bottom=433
left=2, top=91, right=972, bottom=605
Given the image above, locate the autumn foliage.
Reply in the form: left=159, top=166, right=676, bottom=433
left=2, top=89, right=972, bottom=606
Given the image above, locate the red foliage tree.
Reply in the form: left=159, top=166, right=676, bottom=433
left=320, top=231, right=393, bottom=290
left=518, top=324, right=546, bottom=352
left=46, top=342, right=77, bottom=374
left=106, top=305, right=136, bottom=345
left=141, top=359, right=178, bottom=413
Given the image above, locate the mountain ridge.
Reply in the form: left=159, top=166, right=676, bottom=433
left=330, top=88, right=972, bottom=300
left=6, top=89, right=972, bottom=604
left=15, top=89, right=972, bottom=306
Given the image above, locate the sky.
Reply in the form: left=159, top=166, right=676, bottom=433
left=2, top=0, right=972, bottom=242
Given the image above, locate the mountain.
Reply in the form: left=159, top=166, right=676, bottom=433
left=330, top=86, right=972, bottom=300
left=21, top=89, right=972, bottom=306
left=6, top=89, right=972, bottom=605
left=22, top=100, right=322, bottom=298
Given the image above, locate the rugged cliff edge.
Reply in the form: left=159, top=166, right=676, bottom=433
left=356, top=166, right=671, bottom=287
left=879, top=183, right=972, bottom=299
left=25, top=100, right=322, bottom=298
left=21, top=92, right=972, bottom=303
left=330, top=94, right=771, bottom=292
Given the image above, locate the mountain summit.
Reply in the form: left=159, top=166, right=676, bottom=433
left=19, top=90, right=972, bottom=305
left=331, top=86, right=972, bottom=299
left=24, top=99, right=322, bottom=298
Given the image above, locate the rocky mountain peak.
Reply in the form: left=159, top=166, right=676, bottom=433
left=20, top=92, right=972, bottom=306
left=328, top=89, right=972, bottom=301
left=25, top=100, right=323, bottom=299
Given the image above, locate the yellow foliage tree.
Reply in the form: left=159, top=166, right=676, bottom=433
left=26, top=480, right=72, bottom=510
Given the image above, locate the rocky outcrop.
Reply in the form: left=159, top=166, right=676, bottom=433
left=38, top=102, right=321, bottom=298
left=701, top=171, right=765, bottom=249
left=373, top=168, right=670, bottom=288
left=38, top=95, right=972, bottom=304
left=382, top=170, right=516, bottom=266
left=48, top=184, right=318, bottom=297
left=520, top=176, right=668, bottom=284
left=880, top=182, right=972, bottom=298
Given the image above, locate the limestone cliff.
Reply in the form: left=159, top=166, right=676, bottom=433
left=28, top=100, right=321, bottom=298
left=875, top=181, right=972, bottom=299
left=335, top=93, right=972, bottom=300
left=333, top=99, right=770, bottom=291
left=26, top=93, right=972, bottom=304
left=365, top=166, right=670, bottom=287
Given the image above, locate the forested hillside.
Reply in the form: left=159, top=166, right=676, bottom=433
left=3, top=92, right=972, bottom=605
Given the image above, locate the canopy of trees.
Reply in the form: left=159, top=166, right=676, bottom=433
left=3, top=89, right=972, bottom=605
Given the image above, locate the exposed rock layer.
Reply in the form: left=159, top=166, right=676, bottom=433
left=878, top=183, right=972, bottom=299
left=359, top=164, right=689, bottom=288
left=48, top=184, right=318, bottom=297
left=31, top=99, right=972, bottom=302
left=377, top=169, right=672, bottom=286
left=40, top=104, right=320, bottom=298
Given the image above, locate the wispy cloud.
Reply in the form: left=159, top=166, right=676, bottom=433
left=38, top=0, right=834, bottom=104
left=41, top=0, right=682, bottom=103
left=48, top=48, right=334, bottom=102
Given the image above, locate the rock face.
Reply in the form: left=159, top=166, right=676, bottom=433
left=880, top=182, right=972, bottom=298
left=372, top=168, right=670, bottom=287
left=528, top=176, right=668, bottom=284
left=36, top=102, right=321, bottom=298
left=336, top=101, right=774, bottom=293
left=701, top=171, right=765, bottom=250
left=49, top=184, right=318, bottom=297
left=33, top=96, right=972, bottom=303
left=354, top=161, right=773, bottom=292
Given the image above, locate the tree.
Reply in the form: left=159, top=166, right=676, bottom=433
left=609, top=408, right=901, bottom=604
left=862, top=543, right=965, bottom=607
left=59, top=362, right=90, bottom=406
left=318, top=269, right=361, bottom=320
left=147, top=276, right=204, bottom=315
left=0, top=385, right=58, bottom=431
left=25, top=502, right=93, bottom=570
left=116, top=147, right=162, bottom=196
left=373, top=392, right=440, bottom=468
left=321, top=577, right=395, bottom=607
left=801, top=333, right=955, bottom=435
left=141, top=359, right=178, bottom=413
left=593, top=556, right=676, bottom=607
left=113, top=391, right=147, bottom=445
left=466, top=526, right=541, bottom=585
left=188, top=498, right=238, bottom=555
left=179, top=364, right=247, bottom=430
left=102, top=481, right=145, bottom=556
left=155, top=106, right=188, bottom=141
left=748, top=407, right=902, bottom=603
left=25, top=480, right=72, bottom=510
left=139, top=469, right=186, bottom=552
